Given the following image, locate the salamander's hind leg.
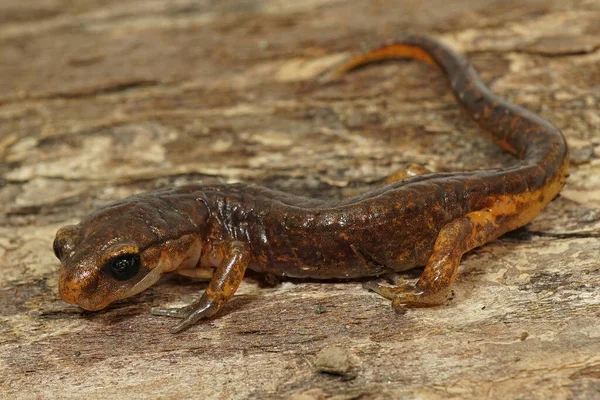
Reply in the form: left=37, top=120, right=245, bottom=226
left=150, top=240, right=250, bottom=333
left=364, top=210, right=499, bottom=313
left=383, top=164, right=431, bottom=185
left=345, top=164, right=431, bottom=198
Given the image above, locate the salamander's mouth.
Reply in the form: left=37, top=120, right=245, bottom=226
left=76, top=298, right=112, bottom=311
left=123, top=261, right=167, bottom=299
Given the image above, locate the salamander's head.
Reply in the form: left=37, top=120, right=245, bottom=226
left=54, top=190, right=208, bottom=311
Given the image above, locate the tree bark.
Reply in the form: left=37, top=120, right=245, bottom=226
left=1, top=1, right=599, bottom=398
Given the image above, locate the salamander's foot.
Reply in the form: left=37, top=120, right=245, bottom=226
left=363, top=279, right=448, bottom=315
left=150, top=299, right=220, bottom=333
left=150, top=304, right=195, bottom=318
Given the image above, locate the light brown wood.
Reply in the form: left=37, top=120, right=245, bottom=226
left=1, top=1, right=599, bottom=398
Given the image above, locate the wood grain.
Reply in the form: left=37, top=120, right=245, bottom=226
left=1, top=1, right=599, bottom=398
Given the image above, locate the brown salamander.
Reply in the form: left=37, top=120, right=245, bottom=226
left=54, top=34, right=568, bottom=332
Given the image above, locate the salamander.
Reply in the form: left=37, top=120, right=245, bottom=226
left=53, top=34, right=569, bottom=333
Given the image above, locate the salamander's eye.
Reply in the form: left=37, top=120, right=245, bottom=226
left=106, top=254, right=141, bottom=281
left=53, top=239, right=63, bottom=260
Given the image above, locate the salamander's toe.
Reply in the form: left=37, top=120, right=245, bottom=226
left=362, top=277, right=417, bottom=300
left=149, top=304, right=194, bottom=318
left=362, top=280, right=383, bottom=294
left=364, top=277, right=451, bottom=314
left=151, top=297, right=222, bottom=333
left=391, top=292, right=420, bottom=314
left=391, top=288, right=450, bottom=310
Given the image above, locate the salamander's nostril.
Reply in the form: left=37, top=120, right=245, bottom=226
left=53, top=225, right=80, bottom=261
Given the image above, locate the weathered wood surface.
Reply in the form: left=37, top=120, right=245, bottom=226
left=1, top=1, right=599, bottom=399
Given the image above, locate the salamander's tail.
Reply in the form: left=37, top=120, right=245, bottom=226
left=326, top=34, right=568, bottom=185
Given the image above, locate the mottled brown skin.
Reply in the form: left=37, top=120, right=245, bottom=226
left=54, top=34, right=569, bottom=333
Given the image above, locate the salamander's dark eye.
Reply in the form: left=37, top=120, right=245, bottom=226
left=107, top=254, right=141, bottom=281
left=53, top=239, right=63, bottom=260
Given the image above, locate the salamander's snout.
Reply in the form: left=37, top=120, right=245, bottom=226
left=54, top=224, right=92, bottom=308
left=58, top=265, right=106, bottom=311
left=58, top=269, right=80, bottom=306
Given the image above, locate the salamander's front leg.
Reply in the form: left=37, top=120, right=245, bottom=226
left=151, top=240, right=250, bottom=333
left=365, top=210, right=499, bottom=313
